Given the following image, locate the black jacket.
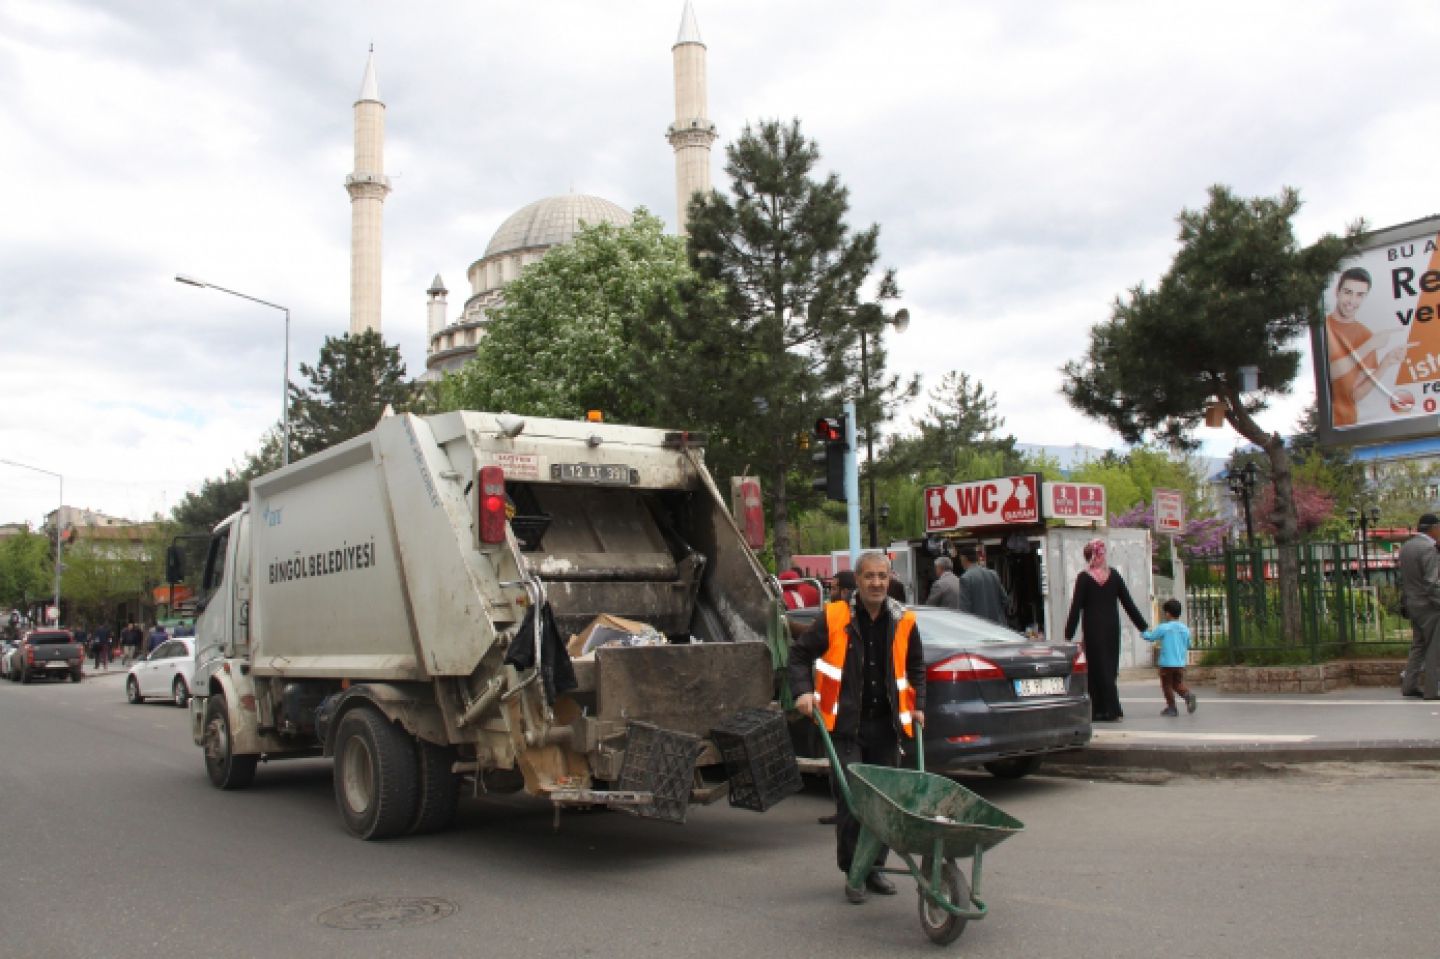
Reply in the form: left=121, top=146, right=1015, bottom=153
left=787, top=596, right=926, bottom=738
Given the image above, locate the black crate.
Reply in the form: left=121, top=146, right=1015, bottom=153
left=711, top=707, right=802, bottom=812
left=616, top=721, right=705, bottom=824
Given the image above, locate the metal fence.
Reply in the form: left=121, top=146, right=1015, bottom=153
left=1182, top=542, right=1409, bottom=665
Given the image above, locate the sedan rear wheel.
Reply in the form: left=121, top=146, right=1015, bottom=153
left=983, top=756, right=1043, bottom=779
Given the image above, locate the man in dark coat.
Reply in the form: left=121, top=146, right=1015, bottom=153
left=1399, top=513, right=1440, bottom=700
left=925, top=556, right=961, bottom=608
left=957, top=546, right=1010, bottom=626
left=789, top=551, right=926, bottom=904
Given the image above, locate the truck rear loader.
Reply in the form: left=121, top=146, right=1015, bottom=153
left=180, top=410, right=788, bottom=838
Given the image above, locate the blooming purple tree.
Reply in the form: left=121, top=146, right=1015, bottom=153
left=1110, top=501, right=1233, bottom=564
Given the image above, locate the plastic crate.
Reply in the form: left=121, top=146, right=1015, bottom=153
left=616, top=721, right=705, bottom=823
left=711, top=707, right=802, bottom=812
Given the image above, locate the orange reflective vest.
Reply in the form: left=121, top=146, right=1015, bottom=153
left=813, top=600, right=917, bottom=736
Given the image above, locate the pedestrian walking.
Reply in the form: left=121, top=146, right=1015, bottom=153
left=92, top=623, right=112, bottom=670
left=1143, top=599, right=1197, bottom=716
left=789, top=551, right=926, bottom=903
left=121, top=622, right=143, bottom=666
left=1063, top=539, right=1148, bottom=722
left=925, top=556, right=962, bottom=609
left=956, top=546, right=1010, bottom=626
left=1399, top=513, right=1440, bottom=700
left=147, top=623, right=168, bottom=654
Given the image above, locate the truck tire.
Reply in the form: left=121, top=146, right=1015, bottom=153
left=333, top=707, right=418, bottom=840
left=70, top=669, right=82, bottom=683
left=407, top=740, right=459, bottom=836
left=204, top=693, right=258, bottom=789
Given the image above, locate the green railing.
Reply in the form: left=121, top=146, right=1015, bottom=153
left=1183, top=542, right=1409, bottom=665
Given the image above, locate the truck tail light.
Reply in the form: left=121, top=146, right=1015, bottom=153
left=1072, top=645, right=1088, bottom=675
left=926, top=653, right=1005, bottom=684
left=478, top=466, right=507, bottom=544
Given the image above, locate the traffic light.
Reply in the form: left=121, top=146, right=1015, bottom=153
left=812, top=415, right=847, bottom=502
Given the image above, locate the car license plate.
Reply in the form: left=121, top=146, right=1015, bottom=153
left=1014, top=676, right=1066, bottom=697
left=47, top=662, right=68, bottom=669
left=551, top=463, right=633, bottom=485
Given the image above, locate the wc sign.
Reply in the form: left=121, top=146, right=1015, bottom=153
left=924, top=474, right=1041, bottom=532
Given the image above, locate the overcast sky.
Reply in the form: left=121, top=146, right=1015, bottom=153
left=2, top=0, right=1437, bottom=527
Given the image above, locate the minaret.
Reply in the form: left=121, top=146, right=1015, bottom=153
left=666, top=1, right=717, bottom=236
left=346, top=48, right=390, bottom=335
left=426, top=274, right=448, bottom=342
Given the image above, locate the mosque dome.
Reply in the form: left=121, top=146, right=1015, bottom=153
left=483, top=194, right=633, bottom=258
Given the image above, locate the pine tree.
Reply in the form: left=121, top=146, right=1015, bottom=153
left=288, top=330, right=415, bottom=458
left=649, top=119, right=911, bottom=569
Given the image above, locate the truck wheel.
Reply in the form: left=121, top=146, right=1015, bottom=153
left=172, top=677, right=190, bottom=708
left=333, top=707, right=418, bottom=840
left=204, top=693, right=258, bottom=789
left=407, top=740, right=459, bottom=835
left=70, top=669, right=82, bottom=683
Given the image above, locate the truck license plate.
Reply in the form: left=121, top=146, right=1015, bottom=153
left=1014, top=677, right=1066, bottom=697
left=551, top=463, right=633, bottom=486
left=47, top=662, right=69, bottom=669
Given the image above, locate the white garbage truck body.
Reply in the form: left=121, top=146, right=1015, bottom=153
left=185, top=410, right=785, bottom=838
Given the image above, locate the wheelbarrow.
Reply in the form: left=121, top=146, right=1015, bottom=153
left=813, top=715, right=1024, bottom=945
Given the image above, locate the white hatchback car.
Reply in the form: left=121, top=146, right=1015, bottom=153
left=125, top=637, right=196, bottom=707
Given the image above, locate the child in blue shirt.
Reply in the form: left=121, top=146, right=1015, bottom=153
left=1143, top=598, right=1197, bottom=717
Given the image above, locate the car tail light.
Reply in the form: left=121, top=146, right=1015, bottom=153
left=1072, top=645, right=1088, bottom=675
left=477, top=466, right=507, bottom=545
left=25, top=645, right=34, bottom=665
left=926, top=653, right=1005, bottom=683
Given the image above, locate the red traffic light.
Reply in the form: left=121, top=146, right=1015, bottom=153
left=815, top=417, right=843, bottom=443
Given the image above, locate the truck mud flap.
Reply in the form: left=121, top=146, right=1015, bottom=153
left=594, top=642, right=773, bottom=737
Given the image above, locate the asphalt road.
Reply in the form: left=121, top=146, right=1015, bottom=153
left=3, top=673, right=1439, bottom=959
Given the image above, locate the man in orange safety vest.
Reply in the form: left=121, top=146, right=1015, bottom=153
left=789, top=550, right=927, bottom=904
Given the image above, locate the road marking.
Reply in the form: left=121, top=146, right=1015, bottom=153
left=1094, top=731, right=1316, bottom=743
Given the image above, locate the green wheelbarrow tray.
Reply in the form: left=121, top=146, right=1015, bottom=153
left=813, top=715, right=1024, bottom=928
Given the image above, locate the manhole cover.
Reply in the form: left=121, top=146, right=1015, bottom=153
left=317, top=897, right=457, bottom=931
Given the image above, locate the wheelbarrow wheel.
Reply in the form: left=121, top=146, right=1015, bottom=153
left=917, top=856, right=969, bottom=945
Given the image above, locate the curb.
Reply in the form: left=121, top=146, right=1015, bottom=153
left=1045, top=739, right=1440, bottom=775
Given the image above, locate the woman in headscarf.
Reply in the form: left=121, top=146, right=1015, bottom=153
left=1064, top=539, right=1149, bottom=722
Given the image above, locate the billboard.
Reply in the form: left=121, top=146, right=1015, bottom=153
left=1313, top=215, right=1440, bottom=447
left=925, top=475, right=1040, bottom=532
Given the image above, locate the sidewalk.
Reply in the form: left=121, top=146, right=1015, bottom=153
left=1045, top=679, right=1440, bottom=774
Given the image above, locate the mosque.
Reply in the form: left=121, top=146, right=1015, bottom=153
left=342, top=2, right=717, bottom=380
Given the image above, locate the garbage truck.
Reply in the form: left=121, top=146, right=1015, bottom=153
left=177, top=409, right=794, bottom=839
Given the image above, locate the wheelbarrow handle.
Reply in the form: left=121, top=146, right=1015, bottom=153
left=809, top=711, right=926, bottom=817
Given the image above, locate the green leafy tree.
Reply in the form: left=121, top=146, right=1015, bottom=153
left=1062, top=185, right=1358, bottom=643
left=650, top=118, right=912, bottom=570
left=0, top=527, right=54, bottom=613
left=437, top=211, right=694, bottom=422
left=289, top=330, right=415, bottom=458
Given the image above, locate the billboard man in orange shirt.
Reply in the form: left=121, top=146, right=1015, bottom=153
left=1326, top=267, right=1405, bottom=427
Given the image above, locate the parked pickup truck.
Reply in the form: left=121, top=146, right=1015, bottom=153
left=5, top=630, right=84, bottom=684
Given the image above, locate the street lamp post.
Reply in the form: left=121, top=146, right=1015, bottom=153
left=175, top=274, right=291, bottom=466
left=0, top=459, right=63, bottom=622
left=1346, top=504, right=1382, bottom=586
left=1227, top=460, right=1259, bottom=548
left=857, top=306, right=909, bottom=548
